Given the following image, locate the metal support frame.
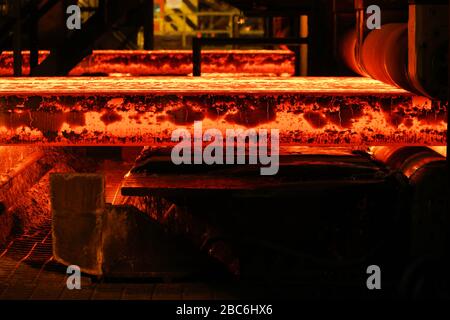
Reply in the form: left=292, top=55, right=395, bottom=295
left=28, top=0, right=38, bottom=74
left=264, top=16, right=274, bottom=38
left=12, top=0, right=22, bottom=76
left=143, top=0, right=154, bottom=50
left=0, top=0, right=60, bottom=56
left=192, top=37, right=308, bottom=77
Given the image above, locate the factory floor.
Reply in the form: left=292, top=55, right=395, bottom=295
left=0, top=155, right=385, bottom=300
left=0, top=221, right=228, bottom=300
left=0, top=221, right=369, bottom=300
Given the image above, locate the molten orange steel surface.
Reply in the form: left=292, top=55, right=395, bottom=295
left=0, top=50, right=295, bottom=76
left=0, top=77, right=446, bottom=146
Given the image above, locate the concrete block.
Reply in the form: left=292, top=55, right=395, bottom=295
left=51, top=174, right=105, bottom=275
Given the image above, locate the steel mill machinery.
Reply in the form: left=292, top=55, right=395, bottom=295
left=0, top=0, right=448, bottom=300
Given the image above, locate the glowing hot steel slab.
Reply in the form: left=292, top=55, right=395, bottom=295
left=0, top=50, right=295, bottom=76
left=0, top=77, right=446, bottom=146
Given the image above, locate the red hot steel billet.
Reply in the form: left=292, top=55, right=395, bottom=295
left=0, top=50, right=295, bottom=76
left=0, top=77, right=446, bottom=146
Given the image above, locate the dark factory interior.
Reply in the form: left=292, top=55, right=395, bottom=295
left=0, top=0, right=448, bottom=302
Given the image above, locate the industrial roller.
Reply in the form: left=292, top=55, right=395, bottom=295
left=340, top=23, right=416, bottom=94
left=340, top=8, right=448, bottom=101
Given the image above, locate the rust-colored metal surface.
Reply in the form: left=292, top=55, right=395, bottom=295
left=0, top=50, right=295, bottom=76
left=0, top=77, right=446, bottom=146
